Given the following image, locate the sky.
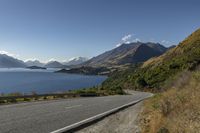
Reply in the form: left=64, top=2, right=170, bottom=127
left=0, top=0, right=200, bottom=62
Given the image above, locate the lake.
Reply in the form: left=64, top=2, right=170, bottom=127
left=0, top=68, right=107, bottom=94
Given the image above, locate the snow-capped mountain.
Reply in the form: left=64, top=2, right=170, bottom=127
left=64, top=57, right=88, bottom=66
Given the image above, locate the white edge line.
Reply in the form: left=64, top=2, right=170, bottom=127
left=51, top=94, right=153, bottom=133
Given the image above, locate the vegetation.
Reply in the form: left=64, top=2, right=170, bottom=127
left=0, top=86, right=125, bottom=105
left=0, top=92, right=77, bottom=104
left=102, top=64, right=141, bottom=90
left=70, top=86, right=125, bottom=96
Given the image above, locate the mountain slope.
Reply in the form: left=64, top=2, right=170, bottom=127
left=81, top=42, right=167, bottom=67
left=103, top=28, right=200, bottom=92
left=44, top=61, right=65, bottom=68
left=0, top=54, right=26, bottom=68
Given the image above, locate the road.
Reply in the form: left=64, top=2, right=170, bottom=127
left=0, top=92, right=151, bottom=133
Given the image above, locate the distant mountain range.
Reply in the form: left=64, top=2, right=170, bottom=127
left=0, top=55, right=88, bottom=68
left=0, top=42, right=172, bottom=68
left=80, top=42, right=169, bottom=67
left=0, top=54, right=27, bottom=68
left=25, top=60, right=44, bottom=67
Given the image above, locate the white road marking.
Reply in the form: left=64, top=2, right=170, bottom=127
left=65, top=105, right=82, bottom=109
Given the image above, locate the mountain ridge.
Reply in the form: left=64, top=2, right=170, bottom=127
left=0, top=54, right=27, bottom=68
left=44, top=61, right=65, bottom=68
left=80, top=42, right=168, bottom=67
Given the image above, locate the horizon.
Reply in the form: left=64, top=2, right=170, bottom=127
left=0, top=0, right=200, bottom=62
left=0, top=41, right=170, bottom=63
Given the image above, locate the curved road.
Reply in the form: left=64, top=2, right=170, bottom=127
left=0, top=91, right=151, bottom=133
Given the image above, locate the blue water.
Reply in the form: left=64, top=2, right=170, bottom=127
left=0, top=68, right=107, bottom=94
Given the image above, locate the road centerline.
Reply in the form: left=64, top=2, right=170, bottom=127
left=65, top=104, right=82, bottom=109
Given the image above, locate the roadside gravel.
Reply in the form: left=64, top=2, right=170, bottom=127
left=77, top=101, right=143, bottom=133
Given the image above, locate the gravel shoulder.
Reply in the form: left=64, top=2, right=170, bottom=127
left=77, top=101, right=144, bottom=133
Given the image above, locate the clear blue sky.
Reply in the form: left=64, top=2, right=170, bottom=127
left=0, top=0, right=199, bottom=62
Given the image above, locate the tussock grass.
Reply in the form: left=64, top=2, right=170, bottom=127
left=140, top=71, right=200, bottom=133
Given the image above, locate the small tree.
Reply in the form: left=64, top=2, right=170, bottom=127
left=135, top=77, right=147, bottom=88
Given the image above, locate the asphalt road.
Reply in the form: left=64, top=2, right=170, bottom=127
left=0, top=92, right=151, bottom=133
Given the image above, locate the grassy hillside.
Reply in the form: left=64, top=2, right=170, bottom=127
left=140, top=70, right=200, bottom=133
left=103, top=28, right=200, bottom=92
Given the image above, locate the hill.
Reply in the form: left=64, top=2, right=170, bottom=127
left=0, top=54, right=26, bottom=68
left=138, top=28, right=200, bottom=133
left=81, top=42, right=167, bottom=67
left=103, top=28, right=200, bottom=92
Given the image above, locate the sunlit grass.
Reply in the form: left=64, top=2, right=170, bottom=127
left=140, top=70, right=200, bottom=133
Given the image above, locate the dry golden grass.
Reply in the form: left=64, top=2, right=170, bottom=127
left=140, top=71, right=200, bottom=133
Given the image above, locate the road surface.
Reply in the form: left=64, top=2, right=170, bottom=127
left=0, top=92, right=151, bottom=133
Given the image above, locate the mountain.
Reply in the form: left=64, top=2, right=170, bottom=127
left=64, top=57, right=88, bottom=66
left=25, top=60, right=44, bottom=67
left=0, top=54, right=26, bottom=68
left=44, top=61, right=65, bottom=68
left=103, top=28, right=200, bottom=92
left=81, top=42, right=167, bottom=67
